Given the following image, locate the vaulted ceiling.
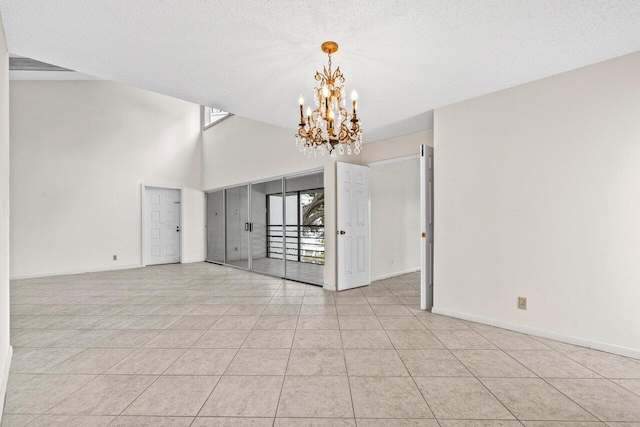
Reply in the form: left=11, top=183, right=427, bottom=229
left=2, top=1, right=640, bottom=141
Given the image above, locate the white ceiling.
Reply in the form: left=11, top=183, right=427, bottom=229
left=1, top=1, right=639, bottom=142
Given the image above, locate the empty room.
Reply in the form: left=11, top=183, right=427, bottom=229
left=0, top=1, right=639, bottom=426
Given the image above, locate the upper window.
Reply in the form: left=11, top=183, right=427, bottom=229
left=203, top=106, right=231, bottom=129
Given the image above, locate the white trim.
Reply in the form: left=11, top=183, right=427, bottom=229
left=141, top=184, right=184, bottom=267
left=0, top=345, right=13, bottom=421
left=371, top=267, right=421, bottom=282
left=366, top=154, right=420, bottom=168
left=10, top=264, right=143, bottom=280
left=432, top=306, right=640, bottom=360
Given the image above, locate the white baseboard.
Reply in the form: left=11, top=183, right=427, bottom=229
left=10, top=264, right=143, bottom=280
left=0, top=345, right=13, bottom=421
left=371, top=267, right=420, bottom=282
left=323, top=283, right=337, bottom=291
left=432, top=306, right=640, bottom=360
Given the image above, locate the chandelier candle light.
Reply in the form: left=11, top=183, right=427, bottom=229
left=296, top=41, right=362, bottom=159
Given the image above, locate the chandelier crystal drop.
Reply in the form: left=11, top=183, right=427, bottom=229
left=296, top=41, right=362, bottom=159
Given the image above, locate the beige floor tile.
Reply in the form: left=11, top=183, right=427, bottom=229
left=277, top=376, right=353, bottom=418
left=356, top=420, right=438, bottom=427
left=438, top=421, right=523, bottom=426
left=293, top=329, right=342, bottom=349
left=199, top=376, right=283, bottom=417
left=563, top=350, right=640, bottom=378
left=168, top=315, right=220, bottom=329
left=415, top=377, right=514, bottom=420
left=47, top=375, right=156, bottom=415
left=365, top=296, right=401, bottom=305
left=521, top=422, right=607, bottom=426
left=46, top=348, right=134, bottom=374
left=300, top=305, right=337, bottom=316
left=377, top=316, right=426, bottom=330
left=223, top=304, right=267, bottom=315
left=481, top=378, right=597, bottom=421
left=25, top=415, right=114, bottom=427
left=109, top=416, right=194, bottom=427
left=370, top=305, right=413, bottom=316
left=340, top=330, right=394, bottom=349
left=188, top=304, right=232, bottom=315
left=336, top=305, right=374, bottom=315
left=338, top=316, right=382, bottom=330
left=262, top=305, right=301, bottom=316
left=286, top=348, right=346, bottom=376
left=142, top=330, right=205, bottom=348
left=48, top=330, right=117, bottom=348
left=275, top=419, right=355, bottom=426
left=345, top=349, right=408, bottom=376
left=93, top=330, right=160, bottom=348
left=296, top=316, right=339, bottom=330
left=349, top=376, right=433, bottom=418
left=414, top=314, right=471, bottom=331
left=164, top=349, right=236, bottom=375
left=613, top=379, right=640, bottom=397
left=4, top=374, right=95, bottom=414
left=212, top=316, right=259, bottom=330
left=254, top=315, right=299, bottom=329
left=432, top=330, right=497, bottom=350
left=453, top=349, right=536, bottom=378
left=226, top=349, right=290, bottom=375
left=242, top=330, right=295, bottom=349
left=398, top=350, right=472, bottom=377
left=87, top=316, right=140, bottom=330
left=0, top=414, right=38, bottom=427
left=385, top=330, right=445, bottom=350
left=10, top=329, right=79, bottom=348
left=478, top=330, right=552, bottom=350
left=10, top=347, right=84, bottom=373
left=192, top=329, right=250, bottom=348
left=548, top=378, right=640, bottom=421
left=508, top=350, right=601, bottom=378
left=193, top=418, right=273, bottom=427
left=123, top=375, right=219, bottom=416
left=151, top=304, right=199, bottom=315
left=126, top=315, right=181, bottom=330
left=105, top=348, right=185, bottom=374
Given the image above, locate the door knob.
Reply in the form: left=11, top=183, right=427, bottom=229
left=337, top=230, right=346, bottom=235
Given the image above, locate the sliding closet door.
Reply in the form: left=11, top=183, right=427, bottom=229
left=284, top=172, right=325, bottom=285
left=206, top=190, right=225, bottom=263
left=225, top=185, right=250, bottom=269
left=250, top=179, right=285, bottom=277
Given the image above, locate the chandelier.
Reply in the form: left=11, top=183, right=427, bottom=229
left=296, top=41, right=362, bottom=159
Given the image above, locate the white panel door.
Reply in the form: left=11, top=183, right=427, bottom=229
left=337, top=162, right=370, bottom=291
left=420, top=145, right=434, bottom=309
left=145, top=187, right=181, bottom=265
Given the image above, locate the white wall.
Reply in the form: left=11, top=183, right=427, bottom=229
left=0, top=12, right=12, bottom=418
left=370, top=159, right=421, bottom=280
left=361, top=129, right=433, bottom=164
left=10, top=81, right=204, bottom=278
left=434, top=52, right=640, bottom=358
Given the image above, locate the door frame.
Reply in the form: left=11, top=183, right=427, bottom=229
left=141, top=184, right=184, bottom=267
left=420, top=145, right=434, bottom=310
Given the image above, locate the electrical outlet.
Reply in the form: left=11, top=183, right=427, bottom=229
left=518, top=297, right=527, bottom=310
left=113, top=255, right=117, bottom=261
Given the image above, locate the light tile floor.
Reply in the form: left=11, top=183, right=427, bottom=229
left=3, top=262, right=640, bottom=426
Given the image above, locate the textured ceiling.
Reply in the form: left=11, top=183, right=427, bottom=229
left=1, top=1, right=640, bottom=142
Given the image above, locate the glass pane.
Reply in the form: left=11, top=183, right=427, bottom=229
left=206, top=190, right=225, bottom=263
left=284, top=172, right=325, bottom=285
left=251, top=179, right=284, bottom=277
left=225, top=185, right=249, bottom=269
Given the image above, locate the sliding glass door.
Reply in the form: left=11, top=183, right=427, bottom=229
left=284, top=172, right=325, bottom=284
left=225, top=185, right=249, bottom=269
left=251, top=179, right=285, bottom=277
left=206, top=190, right=225, bottom=263
left=205, top=170, right=324, bottom=285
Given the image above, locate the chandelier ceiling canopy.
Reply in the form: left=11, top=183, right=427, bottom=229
left=296, top=41, right=362, bottom=159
